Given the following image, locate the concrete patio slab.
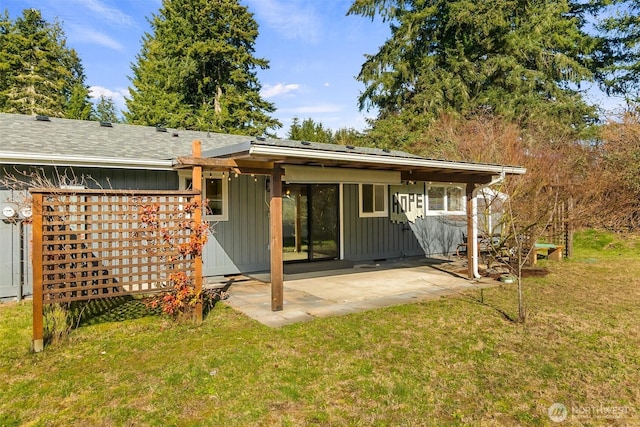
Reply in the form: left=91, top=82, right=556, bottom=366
left=222, top=257, right=497, bottom=327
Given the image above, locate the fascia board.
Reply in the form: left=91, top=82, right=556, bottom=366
left=248, top=145, right=527, bottom=175
left=0, top=152, right=173, bottom=170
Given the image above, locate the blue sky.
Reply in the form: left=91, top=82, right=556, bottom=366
left=2, top=0, right=389, bottom=136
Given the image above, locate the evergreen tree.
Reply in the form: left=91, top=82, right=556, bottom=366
left=287, top=117, right=334, bottom=143
left=95, top=95, right=119, bottom=123
left=597, top=0, right=640, bottom=101
left=65, top=83, right=93, bottom=120
left=334, top=127, right=363, bottom=146
left=0, top=9, right=86, bottom=117
left=348, top=0, right=599, bottom=147
left=125, top=0, right=281, bottom=135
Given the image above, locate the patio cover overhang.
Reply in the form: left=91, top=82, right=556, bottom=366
left=175, top=139, right=526, bottom=312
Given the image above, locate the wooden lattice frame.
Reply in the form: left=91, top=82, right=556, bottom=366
left=30, top=188, right=202, bottom=350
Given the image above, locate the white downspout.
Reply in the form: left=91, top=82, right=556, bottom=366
left=471, top=171, right=506, bottom=279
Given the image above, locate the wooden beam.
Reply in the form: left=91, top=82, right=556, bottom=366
left=270, top=165, right=284, bottom=311
left=466, top=184, right=475, bottom=279
left=31, top=192, right=44, bottom=352
left=175, top=157, right=274, bottom=172
left=192, top=141, right=203, bottom=322
left=175, top=157, right=238, bottom=168
left=229, top=167, right=274, bottom=176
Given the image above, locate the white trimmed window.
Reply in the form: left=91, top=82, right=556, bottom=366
left=426, top=184, right=465, bottom=215
left=359, top=183, right=388, bottom=217
left=179, top=172, right=228, bottom=221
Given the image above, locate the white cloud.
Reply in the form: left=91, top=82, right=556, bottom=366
left=90, top=85, right=127, bottom=106
left=69, top=25, right=125, bottom=51
left=72, top=0, right=135, bottom=27
left=245, top=0, right=321, bottom=43
left=324, top=82, right=330, bottom=87
left=261, top=83, right=301, bottom=98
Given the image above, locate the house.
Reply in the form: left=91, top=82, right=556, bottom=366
left=0, top=112, right=525, bottom=302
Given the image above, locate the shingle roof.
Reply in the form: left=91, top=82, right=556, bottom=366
left=0, top=113, right=252, bottom=166
left=202, top=137, right=423, bottom=160
left=0, top=112, right=426, bottom=170
left=0, top=113, right=526, bottom=176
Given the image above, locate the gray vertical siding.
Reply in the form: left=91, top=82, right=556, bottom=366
left=201, top=175, right=270, bottom=276
left=0, top=166, right=179, bottom=190
left=343, top=184, right=424, bottom=261
left=65, top=167, right=179, bottom=190
left=0, top=212, right=21, bottom=298
left=0, top=189, right=32, bottom=299
left=342, top=184, right=466, bottom=261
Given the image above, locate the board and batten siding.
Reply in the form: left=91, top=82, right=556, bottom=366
left=0, top=165, right=179, bottom=191
left=342, top=184, right=423, bottom=261
left=342, top=184, right=467, bottom=261
left=201, top=175, right=270, bottom=276
left=0, top=189, right=32, bottom=299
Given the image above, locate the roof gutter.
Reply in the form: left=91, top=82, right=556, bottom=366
left=248, top=145, right=527, bottom=175
left=0, top=152, right=174, bottom=170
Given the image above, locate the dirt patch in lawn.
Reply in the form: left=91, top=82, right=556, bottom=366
left=457, top=267, right=550, bottom=280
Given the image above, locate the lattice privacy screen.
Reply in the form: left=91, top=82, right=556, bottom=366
left=32, top=190, right=200, bottom=304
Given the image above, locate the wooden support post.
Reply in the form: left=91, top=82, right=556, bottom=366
left=270, top=165, right=284, bottom=311
left=192, top=140, right=203, bottom=322
left=31, top=192, right=44, bottom=352
left=466, top=184, right=475, bottom=279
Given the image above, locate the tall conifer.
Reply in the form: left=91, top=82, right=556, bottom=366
left=348, top=0, right=599, bottom=146
left=126, top=0, right=281, bottom=135
left=0, top=9, right=86, bottom=117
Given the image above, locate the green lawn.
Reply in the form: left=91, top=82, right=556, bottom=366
left=1, top=230, right=639, bottom=426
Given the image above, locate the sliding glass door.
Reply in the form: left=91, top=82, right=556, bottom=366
left=282, top=184, right=339, bottom=262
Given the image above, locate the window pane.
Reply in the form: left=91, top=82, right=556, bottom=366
left=185, top=178, right=193, bottom=190
left=362, top=184, right=373, bottom=213
left=205, top=178, right=223, bottom=215
left=447, top=187, right=463, bottom=211
left=428, top=186, right=445, bottom=211
left=374, top=184, right=385, bottom=212
left=208, top=200, right=223, bottom=215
